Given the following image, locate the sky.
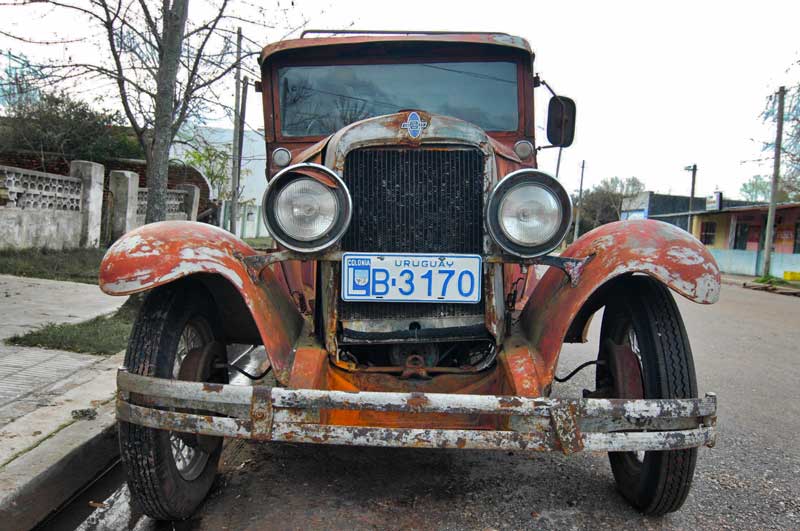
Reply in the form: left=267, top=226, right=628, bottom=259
left=2, top=0, right=799, bottom=201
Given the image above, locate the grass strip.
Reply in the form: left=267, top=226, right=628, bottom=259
left=7, top=295, right=142, bottom=355
left=0, top=247, right=107, bottom=284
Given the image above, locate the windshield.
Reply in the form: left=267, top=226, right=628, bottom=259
left=277, top=61, right=519, bottom=137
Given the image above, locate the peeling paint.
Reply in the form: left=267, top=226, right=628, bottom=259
left=100, top=221, right=304, bottom=385
left=521, top=219, right=722, bottom=386
left=116, top=371, right=717, bottom=452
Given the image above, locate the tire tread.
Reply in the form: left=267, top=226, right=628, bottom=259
left=604, top=276, right=698, bottom=516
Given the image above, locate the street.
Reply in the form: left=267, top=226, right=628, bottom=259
left=76, top=282, right=799, bottom=530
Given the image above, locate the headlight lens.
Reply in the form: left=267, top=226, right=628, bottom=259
left=498, top=183, right=562, bottom=245
left=486, top=169, right=572, bottom=257
left=262, top=163, right=352, bottom=252
left=274, top=178, right=338, bottom=241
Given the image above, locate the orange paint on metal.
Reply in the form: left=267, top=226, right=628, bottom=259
left=287, top=345, right=328, bottom=390
left=322, top=363, right=503, bottom=430
left=496, top=341, right=545, bottom=398
left=99, top=221, right=304, bottom=384
left=521, top=219, right=721, bottom=384
left=260, top=33, right=532, bottom=64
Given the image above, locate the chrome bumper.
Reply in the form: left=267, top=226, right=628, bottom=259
left=116, top=370, right=717, bottom=454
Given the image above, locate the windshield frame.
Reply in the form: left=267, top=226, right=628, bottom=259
left=269, top=54, right=525, bottom=143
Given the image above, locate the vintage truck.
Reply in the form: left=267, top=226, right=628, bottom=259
left=100, top=31, right=719, bottom=520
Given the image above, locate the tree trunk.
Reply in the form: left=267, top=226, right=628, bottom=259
left=145, top=0, right=190, bottom=224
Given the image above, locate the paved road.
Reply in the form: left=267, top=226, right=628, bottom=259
left=80, top=283, right=799, bottom=530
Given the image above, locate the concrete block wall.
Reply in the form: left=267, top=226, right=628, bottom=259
left=70, top=161, right=104, bottom=248
left=0, top=161, right=104, bottom=250
left=109, top=171, right=139, bottom=241
left=132, top=186, right=198, bottom=230
left=0, top=162, right=201, bottom=249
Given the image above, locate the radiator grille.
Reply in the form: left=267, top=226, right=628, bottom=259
left=339, top=147, right=485, bottom=322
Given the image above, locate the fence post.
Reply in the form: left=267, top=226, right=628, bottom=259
left=177, top=184, right=200, bottom=221
left=71, top=160, right=104, bottom=248
left=109, top=170, right=138, bottom=240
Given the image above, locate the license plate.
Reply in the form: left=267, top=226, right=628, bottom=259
left=341, top=253, right=482, bottom=303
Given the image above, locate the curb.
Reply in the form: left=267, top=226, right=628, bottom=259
left=0, top=352, right=123, bottom=530
left=720, top=275, right=754, bottom=287
left=0, top=400, right=119, bottom=530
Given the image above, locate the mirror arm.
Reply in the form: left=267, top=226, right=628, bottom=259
left=535, top=74, right=559, bottom=98
left=536, top=74, right=570, bottom=148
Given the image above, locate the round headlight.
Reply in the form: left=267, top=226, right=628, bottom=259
left=486, top=169, right=572, bottom=257
left=274, top=178, right=338, bottom=241
left=262, top=163, right=352, bottom=252
left=498, top=183, right=562, bottom=245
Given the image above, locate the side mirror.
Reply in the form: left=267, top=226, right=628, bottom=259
left=546, top=96, right=576, bottom=147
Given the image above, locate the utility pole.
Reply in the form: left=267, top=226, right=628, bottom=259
left=229, top=27, right=242, bottom=235
left=235, top=76, right=249, bottom=233
left=762, top=85, right=786, bottom=278
left=684, top=164, right=697, bottom=233
left=573, top=160, right=585, bottom=242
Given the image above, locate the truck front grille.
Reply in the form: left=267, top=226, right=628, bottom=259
left=339, top=147, right=485, bottom=324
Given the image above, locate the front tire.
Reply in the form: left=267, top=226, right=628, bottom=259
left=597, top=276, right=698, bottom=516
left=119, top=282, right=225, bottom=520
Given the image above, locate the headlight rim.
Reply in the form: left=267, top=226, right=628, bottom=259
left=262, top=163, right=352, bottom=253
left=486, top=169, right=573, bottom=258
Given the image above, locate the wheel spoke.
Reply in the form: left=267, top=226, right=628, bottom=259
left=169, top=319, right=214, bottom=481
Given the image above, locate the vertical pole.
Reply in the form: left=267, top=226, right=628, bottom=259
left=687, top=164, right=697, bottom=234
left=763, top=85, right=786, bottom=278
left=229, top=27, right=242, bottom=235
left=234, top=76, right=249, bottom=238
left=573, top=160, right=585, bottom=242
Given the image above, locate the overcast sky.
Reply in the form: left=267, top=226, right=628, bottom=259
left=3, top=0, right=799, bottom=200
left=326, top=0, right=800, bottom=200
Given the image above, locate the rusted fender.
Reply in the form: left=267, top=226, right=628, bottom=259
left=521, top=219, right=720, bottom=381
left=99, top=221, right=303, bottom=383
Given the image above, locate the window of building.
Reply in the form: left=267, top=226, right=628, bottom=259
left=700, top=222, right=716, bottom=245
left=794, top=223, right=800, bottom=254
left=734, top=223, right=749, bottom=250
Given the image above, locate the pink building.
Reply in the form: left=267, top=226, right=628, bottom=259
left=691, top=202, right=800, bottom=276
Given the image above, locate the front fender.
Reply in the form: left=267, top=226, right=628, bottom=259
left=99, top=221, right=303, bottom=383
left=520, top=220, right=720, bottom=382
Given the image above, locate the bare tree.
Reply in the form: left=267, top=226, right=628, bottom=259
left=4, top=0, right=307, bottom=222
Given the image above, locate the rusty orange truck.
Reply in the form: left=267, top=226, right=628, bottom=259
left=101, top=31, right=719, bottom=520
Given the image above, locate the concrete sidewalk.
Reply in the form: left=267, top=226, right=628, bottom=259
left=0, top=274, right=122, bottom=338
left=0, top=274, right=124, bottom=418
left=0, top=274, right=125, bottom=529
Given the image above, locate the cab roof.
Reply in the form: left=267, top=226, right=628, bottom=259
left=259, top=31, right=533, bottom=63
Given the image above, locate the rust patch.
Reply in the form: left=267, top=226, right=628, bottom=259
left=520, top=219, right=722, bottom=392
left=498, top=396, right=524, bottom=408
left=202, top=383, right=224, bottom=393
left=405, top=393, right=431, bottom=411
